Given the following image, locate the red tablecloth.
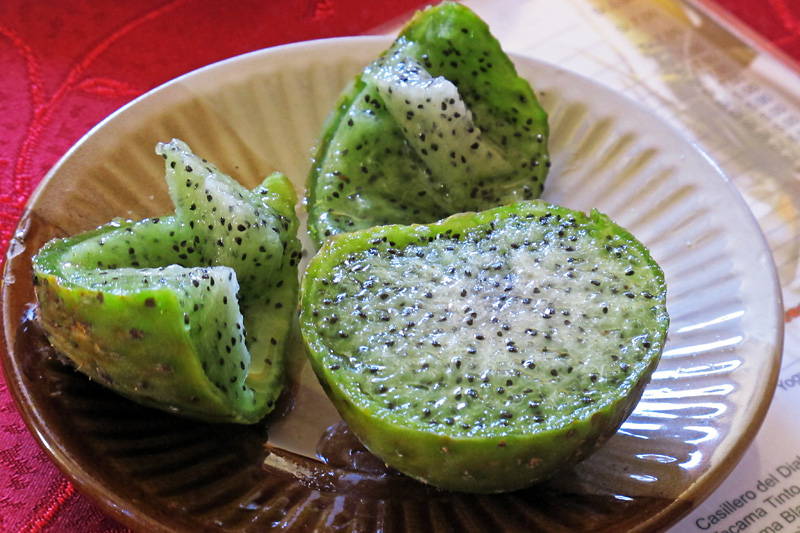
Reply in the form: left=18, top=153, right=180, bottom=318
left=0, top=1, right=797, bottom=531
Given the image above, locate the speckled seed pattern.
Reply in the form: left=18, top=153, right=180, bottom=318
left=78, top=265, right=254, bottom=405
left=306, top=204, right=668, bottom=438
left=31, top=140, right=301, bottom=422
left=157, top=140, right=296, bottom=305
left=367, top=51, right=514, bottom=184
left=156, top=140, right=302, bottom=393
left=307, top=2, right=550, bottom=245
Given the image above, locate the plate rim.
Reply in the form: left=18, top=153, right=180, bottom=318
left=1, top=34, right=784, bottom=532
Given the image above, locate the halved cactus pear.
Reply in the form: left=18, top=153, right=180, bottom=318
left=31, top=140, right=301, bottom=424
left=299, top=200, right=668, bottom=492
left=306, top=1, right=550, bottom=247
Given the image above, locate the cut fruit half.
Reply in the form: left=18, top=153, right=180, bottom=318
left=300, top=200, right=668, bottom=492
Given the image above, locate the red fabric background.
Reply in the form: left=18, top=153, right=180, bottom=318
left=713, top=0, right=800, bottom=59
left=0, top=1, right=796, bottom=531
left=0, top=2, right=429, bottom=531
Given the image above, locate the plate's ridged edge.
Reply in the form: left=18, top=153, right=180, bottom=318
left=0, top=37, right=782, bottom=533
left=532, top=96, right=739, bottom=500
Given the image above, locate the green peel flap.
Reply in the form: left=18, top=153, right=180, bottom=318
left=365, top=49, right=514, bottom=183
left=306, top=1, right=550, bottom=247
left=32, top=140, right=301, bottom=424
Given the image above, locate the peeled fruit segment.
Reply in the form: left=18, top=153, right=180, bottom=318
left=299, top=200, right=669, bottom=492
left=306, top=1, right=550, bottom=246
left=31, top=140, right=301, bottom=424
left=365, top=53, right=513, bottom=182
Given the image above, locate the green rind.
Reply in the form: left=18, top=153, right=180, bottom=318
left=238, top=173, right=302, bottom=403
left=32, top=142, right=301, bottom=424
left=300, top=200, right=668, bottom=492
left=155, top=141, right=303, bottom=404
left=306, top=1, right=550, bottom=247
left=33, top=261, right=244, bottom=421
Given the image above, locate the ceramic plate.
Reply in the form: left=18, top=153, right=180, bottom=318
left=1, top=36, right=783, bottom=532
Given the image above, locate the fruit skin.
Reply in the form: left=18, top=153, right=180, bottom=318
left=299, top=200, right=668, bottom=492
left=33, top=258, right=245, bottom=421
left=306, top=1, right=550, bottom=247
left=330, top=374, right=647, bottom=493
left=31, top=140, right=301, bottom=424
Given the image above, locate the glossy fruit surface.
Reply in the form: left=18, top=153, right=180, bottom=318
left=306, top=2, right=550, bottom=246
left=32, top=140, right=300, bottom=423
left=300, top=200, right=668, bottom=492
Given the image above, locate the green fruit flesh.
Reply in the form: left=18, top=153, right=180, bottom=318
left=300, top=200, right=668, bottom=492
left=307, top=2, right=550, bottom=246
left=32, top=140, right=301, bottom=423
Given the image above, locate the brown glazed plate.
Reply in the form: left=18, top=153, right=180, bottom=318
left=0, top=37, right=783, bottom=532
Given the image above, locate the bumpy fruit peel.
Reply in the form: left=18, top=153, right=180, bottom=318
left=306, top=1, right=550, bottom=247
left=32, top=140, right=301, bottom=424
